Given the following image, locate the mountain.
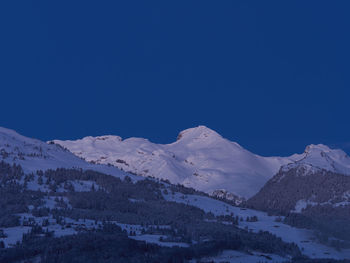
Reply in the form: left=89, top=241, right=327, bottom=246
left=281, top=144, right=350, bottom=175
left=0, top=126, right=349, bottom=261
left=0, top=127, right=136, bottom=181
left=247, top=144, right=350, bottom=213
left=51, top=126, right=302, bottom=199
left=247, top=144, right=350, bottom=246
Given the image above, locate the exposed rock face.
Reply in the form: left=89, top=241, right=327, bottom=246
left=211, top=189, right=245, bottom=205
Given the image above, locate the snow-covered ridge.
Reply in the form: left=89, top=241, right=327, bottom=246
left=281, top=144, right=350, bottom=176
left=52, top=127, right=350, bottom=199
left=3, top=126, right=349, bottom=199
left=2, top=126, right=350, bottom=260
left=0, top=127, right=138, bottom=181
left=248, top=144, right=350, bottom=217
left=51, top=126, right=304, bottom=198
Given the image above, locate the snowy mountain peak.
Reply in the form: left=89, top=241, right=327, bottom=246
left=281, top=144, right=350, bottom=175
left=79, top=135, right=123, bottom=143
left=176, top=125, right=222, bottom=142
left=49, top=126, right=350, bottom=198
left=0, top=126, right=54, bottom=159
left=93, top=135, right=123, bottom=142
left=305, top=143, right=325, bottom=151
left=52, top=126, right=300, bottom=198
left=305, top=144, right=333, bottom=154
left=0, top=126, right=20, bottom=136
left=0, top=126, right=132, bottom=181
left=304, top=144, right=349, bottom=159
left=0, top=127, right=41, bottom=145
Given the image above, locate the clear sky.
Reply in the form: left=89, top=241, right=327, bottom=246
left=0, top=1, right=349, bottom=156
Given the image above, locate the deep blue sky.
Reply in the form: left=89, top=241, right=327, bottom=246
left=0, top=1, right=349, bottom=156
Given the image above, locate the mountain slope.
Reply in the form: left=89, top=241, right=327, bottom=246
left=51, top=126, right=302, bottom=199
left=0, top=127, right=306, bottom=261
left=248, top=144, right=350, bottom=212
left=247, top=144, right=350, bottom=245
left=0, top=127, right=136, bottom=181
left=281, top=144, right=350, bottom=175
left=0, top=126, right=349, bottom=260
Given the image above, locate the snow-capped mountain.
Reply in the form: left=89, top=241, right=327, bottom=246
left=281, top=143, right=350, bottom=175
left=247, top=144, right=350, bottom=215
left=0, top=127, right=135, bottom=181
left=0, top=126, right=349, bottom=260
left=51, top=126, right=303, bottom=199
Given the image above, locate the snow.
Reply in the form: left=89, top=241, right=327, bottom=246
left=0, top=127, right=141, bottom=182
left=129, top=234, right=189, bottom=247
left=281, top=144, right=350, bottom=176
left=195, top=250, right=288, bottom=263
left=51, top=126, right=303, bottom=198
left=70, top=180, right=97, bottom=192
left=38, top=196, right=71, bottom=209
left=53, top=127, right=350, bottom=199
left=1, top=212, right=187, bottom=249
left=293, top=195, right=350, bottom=212
left=2, top=226, right=31, bottom=247
left=26, top=175, right=50, bottom=192
left=46, top=224, right=77, bottom=237
left=2, top=126, right=349, bottom=200
left=164, top=191, right=350, bottom=260
left=1, top=126, right=350, bottom=259
left=1, top=214, right=99, bottom=247
left=292, top=200, right=313, bottom=212
left=42, top=196, right=59, bottom=209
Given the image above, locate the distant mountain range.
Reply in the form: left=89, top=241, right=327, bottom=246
left=51, top=126, right=350, bottom=201
left=0, top=126, right=350, bottom=261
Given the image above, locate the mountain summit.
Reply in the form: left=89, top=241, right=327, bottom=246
left=50, top=127, right=350, bottom=200
left=176, top=125, right=223, bottom=142
left=281, top=143, right=350, bottom=175
left=0, top=127, right=131, bottom=180
left=1, top=126, right=349, bottom=260
left=248, top=143, right=350, bottom=219
left=51, top=126, right=299, bottom=199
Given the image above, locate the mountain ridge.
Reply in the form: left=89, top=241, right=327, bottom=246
left=0, top=126, right=137, bottom=181
left=50, top=126, right=350, bottom=199
left=0, top=126, right=349, bottom=260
